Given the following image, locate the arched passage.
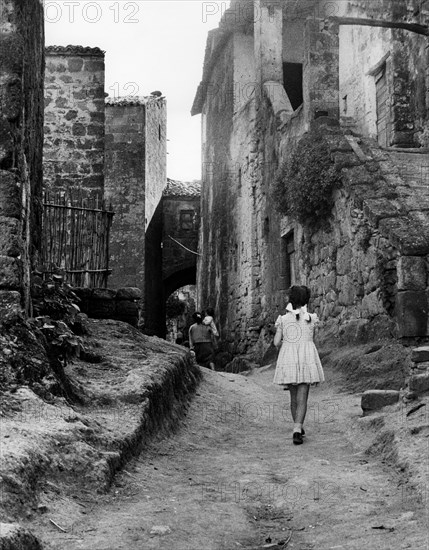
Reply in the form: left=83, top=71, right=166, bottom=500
left=163, top=265, right=196, bottom=299
left=144, top=179, right=200, bottom=338
left=144, top=265, right=197, bottom=339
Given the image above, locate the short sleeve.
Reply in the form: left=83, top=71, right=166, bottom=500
left=311, top=313, right=320, bottom=325
left=274, top=315, right=282, bottom=329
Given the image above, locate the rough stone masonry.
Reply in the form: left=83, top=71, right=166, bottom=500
left=0, top=0, right=45, bottom=318
left=44, top=45, right=105, bottom=200
left=193, top=0, right=429, bottom=360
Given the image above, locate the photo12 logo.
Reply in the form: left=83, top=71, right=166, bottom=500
left=107, top=82, right=140, bottom=100
left=201, top=1, right=340, bottom=24
left=43, top=1, right=140, bottom=24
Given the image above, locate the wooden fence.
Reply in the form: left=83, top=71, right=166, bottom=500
left=41, top=191, right=114, bottom=288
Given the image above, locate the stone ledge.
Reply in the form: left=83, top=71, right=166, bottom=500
left=361, top=390, right=400, bottom=415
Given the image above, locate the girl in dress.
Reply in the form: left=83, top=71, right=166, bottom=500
left=273, top=285, right=324, bottom=445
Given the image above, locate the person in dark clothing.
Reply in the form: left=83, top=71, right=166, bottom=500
left=189, top=312, right=215, bottom=370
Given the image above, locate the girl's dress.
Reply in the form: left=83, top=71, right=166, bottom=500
left=273, top=311, right=325, bottom=387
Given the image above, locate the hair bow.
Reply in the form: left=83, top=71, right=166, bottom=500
left=286, top=303, right=311, bottom=321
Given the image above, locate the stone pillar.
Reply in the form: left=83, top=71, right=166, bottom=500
left=44, top=46, right=105, bottom=200
left=303, top=18, right=340, bottom=124
left=0, top=0, right=45, bottom=318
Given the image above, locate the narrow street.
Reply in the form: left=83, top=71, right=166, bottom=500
left=37, top=366, right=428, bottom=550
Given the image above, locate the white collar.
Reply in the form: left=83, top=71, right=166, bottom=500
left=286, top=303, right=310, bottom=321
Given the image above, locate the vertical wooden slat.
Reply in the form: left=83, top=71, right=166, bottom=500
left=40, top=191, right=113, bottom=289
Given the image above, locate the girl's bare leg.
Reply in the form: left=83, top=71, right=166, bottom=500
left=294, top=383, right=310, bottom=430
left=289, top=385, right=298, bottom=422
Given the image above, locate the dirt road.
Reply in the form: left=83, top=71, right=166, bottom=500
left=33, top=365, right=428, bottom=550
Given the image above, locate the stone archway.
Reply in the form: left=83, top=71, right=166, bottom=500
left=164, top=266, right=196, bottom=299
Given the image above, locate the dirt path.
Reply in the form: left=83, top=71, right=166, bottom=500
left=33, top=366, right=428, bottom=550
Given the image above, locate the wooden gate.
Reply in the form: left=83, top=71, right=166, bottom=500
left=41, top=191, right=114, bottom=288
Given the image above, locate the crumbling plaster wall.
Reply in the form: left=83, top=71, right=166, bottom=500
left=0, top=0, right=45, bottom=317
left=44, top=46, right=105, bottom=199
left=339, top=26, right=392, bottom=138
left=339, top=25, right=428, bottom=147
left=340, top=0, right=429, bottom=146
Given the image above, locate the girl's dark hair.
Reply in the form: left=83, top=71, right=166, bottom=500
left=301, top=285, right=311, bottom=306
left=192, top=312, right=203, bottom=324
left=206, top=307, right=215, bottom=317
left=288, top=285, right=311, bottom=322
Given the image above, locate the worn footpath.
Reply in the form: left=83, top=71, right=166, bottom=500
left=28, top=363, right=429, bottom=550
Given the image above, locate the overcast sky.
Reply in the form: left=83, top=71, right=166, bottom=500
left=45, top=1, right=226, bottom=181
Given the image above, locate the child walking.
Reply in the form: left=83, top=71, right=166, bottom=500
left=202, top=307, right=219, bottom=350
left=273, top=285, right=324, bottom=445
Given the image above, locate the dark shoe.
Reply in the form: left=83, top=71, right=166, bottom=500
left=301, top=428, right=305, bottom=437
left=293, top=432, right=303, bottom=445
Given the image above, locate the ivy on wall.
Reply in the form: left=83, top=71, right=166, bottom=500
left=271, top=129, right=341, bottom=227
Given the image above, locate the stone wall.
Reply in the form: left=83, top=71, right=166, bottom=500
left=105, top=100, right=146, bottom=290
left=197, top=36, right=235, bottom=333
left=145, top=98, right=167, bottom=228
left=144, top=201, right=164, bottom=336
left=339, top=25, right=428, bottom=147
left=339, top=25, right=392, bottom=139
left=74, top=287, right=142, bottom=327
left=44, top=46, right=105, bottom=199
left=104, top=96, right=166, bottom=294
left=162, top=182, right=200, bottom=285
left=194, top=0, right=429, bottom=360
left=0, top=0, right=45, bottom=317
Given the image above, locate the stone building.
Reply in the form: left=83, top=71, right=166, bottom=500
left=104, top=95, right=167, bottom=291
left=44, top=45, right=105, bottom=199
left=0, top=0, right=45, bottom=317
left=144, top=178, right=201, bottom=337
left=192, top=0, right=429, bottom=359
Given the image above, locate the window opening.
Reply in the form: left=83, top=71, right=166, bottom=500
left=179, top=210, right=195, bottom=231
left=282, top=63, right=303, bottom=111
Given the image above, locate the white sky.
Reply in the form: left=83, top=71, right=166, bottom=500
left=44, top=0, right=226, bottom=181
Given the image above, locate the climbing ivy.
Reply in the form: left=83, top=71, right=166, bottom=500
left=271, top=129, right=341, bottom=227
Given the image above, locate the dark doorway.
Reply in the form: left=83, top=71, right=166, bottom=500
left=375, top=64, right=389, bottom=147
left=281, top=231, right=296, bottom=290
left=283, top=62, right=303, bottom=111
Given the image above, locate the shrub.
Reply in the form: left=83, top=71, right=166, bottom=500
left=271, top=129, right=341, bottom=227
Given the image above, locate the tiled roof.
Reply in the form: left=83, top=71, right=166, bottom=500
left=105, top=96, right=165, bottom=107
left=45, top=45, right=105, bottom=57
left=164, top=178, right=201, bottom=198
